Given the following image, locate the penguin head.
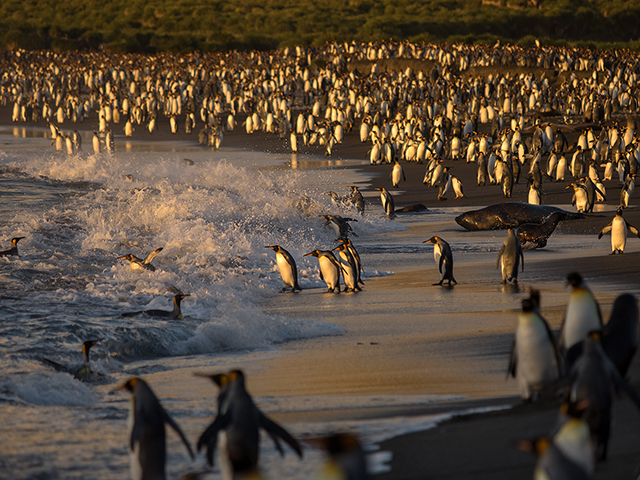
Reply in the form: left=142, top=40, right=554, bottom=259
left=117, top=376, right=141, bottom=393
left=174, top=294, right=190, bottom=306
left=81, top=338, right=103, bottom=362
left=304, top=250, right=320, bottom=258
left=11, top=237, right=25, bottom=246
left=265, top=245, right=281, bottom=252
left=521, top=298, right=535, bottom=313
left=616, top=208, right=623, bottom=216
left=423, top=236, right=438, bottom=244
left=566, top=272, right=583, bottom=288
left=117, top=254, right=134, bottom=261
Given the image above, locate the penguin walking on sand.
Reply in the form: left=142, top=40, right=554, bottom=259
left=598, top=208, right=640, bottom=254
left=42, top=338, right=104, bottom=382
left=497, top=228, right=524, bottom=284
left=423, top=236, right=456, bottom=286
left=121, top=294, right=190, bottom=320
left=508, top=292, right=561, bottom=401
left=117, top=247, right=163, bottom=271
left=567, top=182, right=589, bottom=213
left=376, top=187, right=395, bottom=219
left=336, top=238, right=364, bottom=286
left=559, top=272, right=602, bottom=363
left=304, top=250, right=342, bottom=293
left=0, top=236, right=25, bottom=256
left=389, top=160, right=406, bottom=188
left=568, top=331, right=640, bottom=461
left=451, top=175, right=465, bottom=198
left=437, top=167, right=452, bottom=200
left=333, top=242, right=361, bottom=292
left=116, top=377, right=194, bottom=480
left=518, top=409, right=593, bottom=480
left=196, top=370, right=302, bottom=478
left=265, top=245, right=302, bottom=292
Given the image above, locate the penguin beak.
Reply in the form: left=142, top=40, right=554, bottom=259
left=265, top=246, right=276, bottom=250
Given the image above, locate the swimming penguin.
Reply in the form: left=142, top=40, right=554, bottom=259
left=389, top=160, right=406, bottom=188
left=0, top=236, right=25, bottom=256
left=508, top=292, right=561, bottom=401
left=598, top=208, right=640, bottom=254
left=336, top=238, right=364, bottom=286
left=42, top=338, right=104, bottom=382
left=195, top=370, right=302, bottom=477
left=348, top=186, right=365, bottom=215
left=496, top=228, right=524, bottom=284
left=332, top=243, right=360, bottom=292
left=121, top=294, right=191, bottom=319
left=265, top=245, right=302, bottom=292
left=314, top=433, right=369, bottom=480
left=568, top=331, right=640, bottom=461
left=423, top=236, right=456, bottom=286
left=320, top=215, right=358, bottom=239
left=376, top=187, right=395, bottom=219
left=117, top=247, right=163, bottom=271
left=304, top=250, right=342, bottom=293
left=117, top=377, right=194, bottom=480
left=559, top=272, right=602, bottom=359
left=518, top=414, right=593, bottom=480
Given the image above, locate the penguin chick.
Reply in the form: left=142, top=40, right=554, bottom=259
left=304, top=250, right=342, bottom=293
left=496, top=228, right=524, bottom=284
left=118, top=247, right=163, bottom=271
left=598, top=208, right=640, bottom=254
left=42, top=338, right=104, bottom=382
left=117, top=377, right=194, bottom=480
left=121, top=294, right=190, bottom=319
left=508, top=293, right=561, bottom=401
left=195, top=370, right=303, bottom=477
left=0, top=236, right=25, bottom=256
left=423, top=236, right=456, bottom=286
left=265, top=245, right=302, bottom=292
left=314, top=433, right=369, bottom=480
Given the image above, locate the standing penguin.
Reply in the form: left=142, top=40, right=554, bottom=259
left=92, top=131, right=101, bottom=154
left=559, top=272, right=602, bottom=360
left=508, top=292, right=561, bottom=401
left=349, top=186, right=365, bottom=215
left=376, top=187, right=395, bottom=219
left=332, top=243, right=360, bottom=292
left=336, top=238, right=364, bottom=286
left=116, top=377, right=194, bottom=480
left=620, top=174, right=635, bottom=208
left=496, top=228, right=524, bottom=284
left=196, top=370, right=302, bottom=478
left=389, top=160, right=406, bottom=188
left=451, top=175, right=465, bottom=198
left=598, top=208, right=640, bottom=254
left=437, top=167, right=452, bottom=200
left=265, top=245, right=302, bottom=292
left=304, top=249, right=342, bottom=293
left=601, top=293, right=639, bottom=377
left=566, top=182, right=589, bottom=213
left=423, top=236, right=456, bottom=286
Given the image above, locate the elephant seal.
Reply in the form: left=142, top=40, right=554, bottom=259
left=517, top=211, right=567, bottom=249
left=455, top=202, right=583, bottom=231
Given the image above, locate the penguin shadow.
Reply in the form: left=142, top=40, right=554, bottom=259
left=432, top=282, right=456, bottom=290
left=501, top=283, right=523, bottom=294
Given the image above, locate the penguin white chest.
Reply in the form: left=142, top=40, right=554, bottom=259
left=611, top=216, right=627, bottom=252
left=276, top=253, right=295, bottom=287
left=319, top=257, right=339, bottom=289
left=564, top=290, right=600, bottom=349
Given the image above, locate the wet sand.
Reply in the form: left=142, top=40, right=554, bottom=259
left=6, top=107, right=640, bottom=479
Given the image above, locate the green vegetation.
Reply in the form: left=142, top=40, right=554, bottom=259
left=1, top=0, right=640, bottom=53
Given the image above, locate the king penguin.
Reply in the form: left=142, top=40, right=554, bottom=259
left=121, top=294, right=190, bottom=319
left=265, top=245, right=302, bottom=292
left=336, top=238, right=364, bottom=286
left=314, top=433, right=369, bottom=480
left=598, top=208, right=640, bottom=254
left=42, top=338, right=104, bottom=382
left=496, top=228, right=524, bottom=284
left=423, top=236, right=456, bottom=286
left=508, top=292, right=561, bottom=401
left=0, top=236, right=25, bottom=256
left=304, top=250, right=342, bottom=293
left=389, top=160, right=406, bottom=188
left=118, top=247, right=163, bottom=271
left=117, top=377, right=194, bottom=480
left=332, top=243, right=361, bottom=292
left=348, top=186, right=365, bottom=215
left=560, top=272, right=602, bottom=361
left=195, top=370, right=302, bottom=479
left=376, top=187, right=395, bottom=219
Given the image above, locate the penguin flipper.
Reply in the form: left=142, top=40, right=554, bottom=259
left=41, top=357, right=70, bottom=374
left=162, top=409, right=195, bottom=459
left=627, top=223, right=640, bottom=238
left=197, top=415, right=229, bottom=465
left=438, top=254, right=445, bottom=274
left=143, top=247, right=163, bottom=264
left=496, top=245, right=505, bottom=269
left=598, top=223, right=612, bottom=239
left=259, top=414, right=303, bottom=458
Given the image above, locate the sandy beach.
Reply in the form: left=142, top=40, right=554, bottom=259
left=4, top=86, right=640, bottom=480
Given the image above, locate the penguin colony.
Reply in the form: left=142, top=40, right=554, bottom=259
left=5, top=40, right=640, bottom=479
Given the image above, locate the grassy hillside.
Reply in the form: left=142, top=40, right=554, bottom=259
left=2, top=0, right=640, bottom=52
